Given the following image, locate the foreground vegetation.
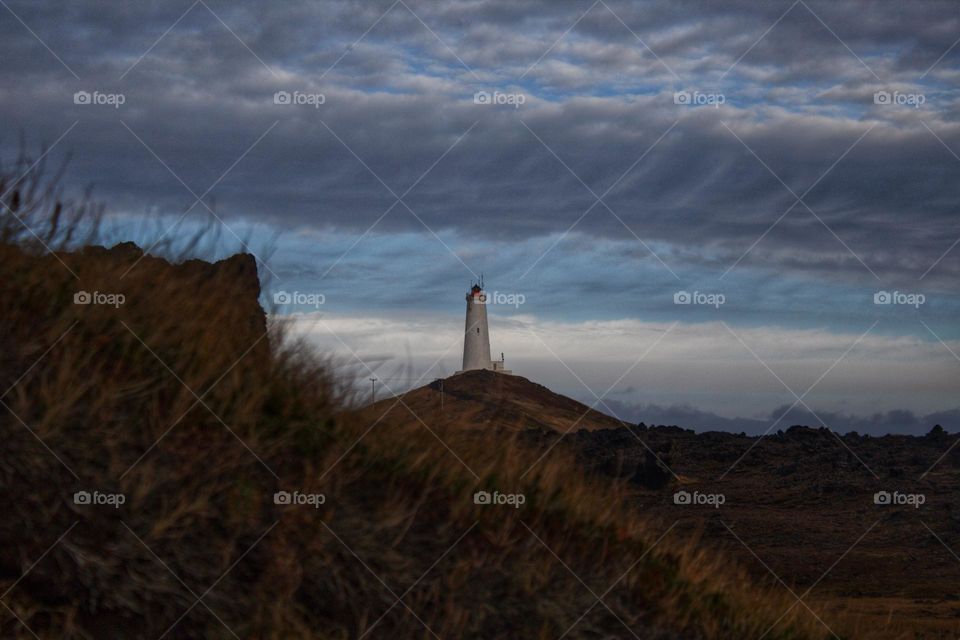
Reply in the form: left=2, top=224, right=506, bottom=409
left=0, top=154, right=852, bottom=638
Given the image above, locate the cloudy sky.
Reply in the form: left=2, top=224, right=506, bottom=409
left=4, top=0, right=960, bottom=434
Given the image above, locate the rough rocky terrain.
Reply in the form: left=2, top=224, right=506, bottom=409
left=578, top=424, right=960, bottom=638
left=386, top=372, right=960, bottom=637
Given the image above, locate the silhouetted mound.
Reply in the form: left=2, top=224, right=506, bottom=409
left=0, top=240, right=267, bottom=374
left=376, top=373, right=676, bottom=488
left=375, top=369, right=624, bottom=432
left=0, top=240, right=283, bottom=638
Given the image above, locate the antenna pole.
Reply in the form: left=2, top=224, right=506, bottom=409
left=434, top=377, right=444, bottom=411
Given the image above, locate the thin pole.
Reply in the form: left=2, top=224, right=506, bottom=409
left=369, top=378, right=377, bottom=404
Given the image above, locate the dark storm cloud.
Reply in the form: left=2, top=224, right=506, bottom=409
left=2, top=0, right=959, bottom=289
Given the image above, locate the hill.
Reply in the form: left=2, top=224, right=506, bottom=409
left=371, top=369, right=625, bottom=432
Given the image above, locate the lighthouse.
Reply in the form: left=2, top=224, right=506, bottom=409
left=459, top=280, right=511, bottom=374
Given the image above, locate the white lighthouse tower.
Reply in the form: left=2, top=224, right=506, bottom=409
left=459, top=280, right=510, bottom=374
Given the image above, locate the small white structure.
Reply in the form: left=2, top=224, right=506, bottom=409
left=459, top=281, right=511, bottom=374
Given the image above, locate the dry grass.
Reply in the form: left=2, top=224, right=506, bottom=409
left=0, top=153, right=868, bottom=639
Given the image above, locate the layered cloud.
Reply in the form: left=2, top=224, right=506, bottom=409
left=2, top=0, right=959, bottom=287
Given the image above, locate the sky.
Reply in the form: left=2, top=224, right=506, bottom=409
left=3, top=0, right=960, bottom=434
